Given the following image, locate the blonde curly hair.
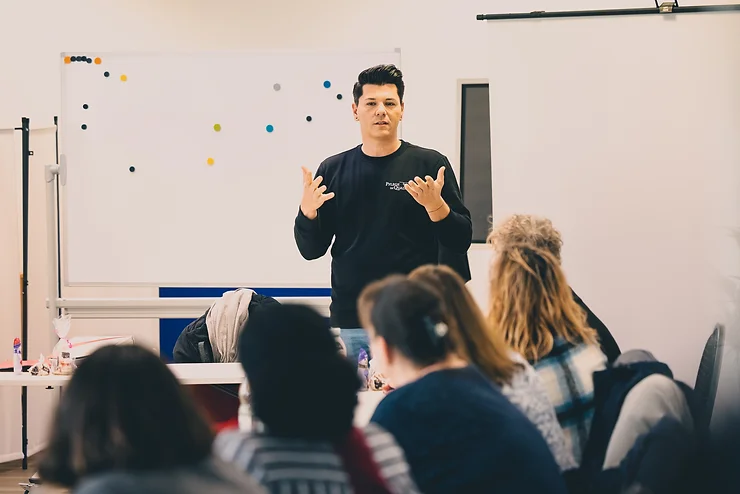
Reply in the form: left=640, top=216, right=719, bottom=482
left=487, top=214, right=563, bottom=262
left=487, top=242, right=597, bottom=362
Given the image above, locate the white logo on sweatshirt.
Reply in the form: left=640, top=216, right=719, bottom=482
left=385, top=181, right=406, bottom=192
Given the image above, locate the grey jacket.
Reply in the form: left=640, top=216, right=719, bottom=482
left=72, top=457, right=266, bottom=494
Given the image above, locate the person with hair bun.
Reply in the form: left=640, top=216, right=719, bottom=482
left=408, top=264, right=576, bottom=472
left=213, top=303, right=419, bottom=494
left=363, top=277, right=567, bottom=494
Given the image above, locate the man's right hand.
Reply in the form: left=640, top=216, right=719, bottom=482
left=301, top=166, right=335, bottom=220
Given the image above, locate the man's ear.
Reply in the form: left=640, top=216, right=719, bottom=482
left=352, top=103, right=359, bottom=121
left=378, top=336, right=394, bottom=366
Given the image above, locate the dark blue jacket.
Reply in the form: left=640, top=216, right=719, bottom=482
left=371, top=366, right=568, bottom=494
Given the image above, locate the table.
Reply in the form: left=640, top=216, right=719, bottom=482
left=0, top=362, right=385, bottom=422
left=5, top=362, right=386, bottom=493
left=0, top=362, right=247, bottom=387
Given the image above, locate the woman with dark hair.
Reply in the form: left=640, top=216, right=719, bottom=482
left=363, top=277, right=567, bottom=494
left=37, top=344, right=265, bottom=494
left=214, top=303, right=419, bottom=494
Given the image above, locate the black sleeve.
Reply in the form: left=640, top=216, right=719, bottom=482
left=571, top=288, right=621, bottom=363
left=172, top=313, right=209, bottom=363
left=293, top=163, right=336, bottom=260
left=433, top=157, right=473, bottom=253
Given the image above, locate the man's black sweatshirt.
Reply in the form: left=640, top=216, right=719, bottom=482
left=294, top=140, right=473, bottom=328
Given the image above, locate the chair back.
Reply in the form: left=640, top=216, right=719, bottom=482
left=694, top=323, right=725, bottom=438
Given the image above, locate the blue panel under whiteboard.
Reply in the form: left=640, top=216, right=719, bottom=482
left=60, top=50, right=401, bottom=287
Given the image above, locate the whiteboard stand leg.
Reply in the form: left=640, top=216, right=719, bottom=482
left=45, top=163, right=61, bottom=342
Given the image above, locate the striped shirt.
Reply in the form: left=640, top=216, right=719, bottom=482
left=213, top=423, right=420, bottom=494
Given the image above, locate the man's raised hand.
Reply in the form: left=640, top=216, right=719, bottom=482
left=404, top=166, right=446, bottom=212
left=301, top=166, right=335, bottom=220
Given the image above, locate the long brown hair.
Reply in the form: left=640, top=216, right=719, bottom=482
left=488, top=243, right=598, bottom=362
left=38, top=345, right=213, bottom=488
left=409, top=264, right=519, bottom=386
left=357, top=274, right=407, bottom=330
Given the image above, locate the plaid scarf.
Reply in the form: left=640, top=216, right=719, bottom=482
left=532, top=337, right=607, bottom=465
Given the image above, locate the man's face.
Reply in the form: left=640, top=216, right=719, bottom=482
left=352, top=84, right=404, bottom=141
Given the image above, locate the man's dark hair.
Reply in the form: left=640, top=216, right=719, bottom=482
left=38, top=345, right=213, bottom=488
left=353, top=64, right=404, bottom=104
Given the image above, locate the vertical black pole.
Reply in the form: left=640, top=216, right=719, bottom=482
left=54, top=116, right=61, bottom=302
left=20, top=117, right=29, bottom=470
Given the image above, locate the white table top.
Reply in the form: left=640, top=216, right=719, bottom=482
left=0, top=362, right=246, bottom=386
left=0, top=362, right=386, bottom=426
left=0, top=362, right=386, bottom=427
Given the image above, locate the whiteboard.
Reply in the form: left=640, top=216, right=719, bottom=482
left=60, top=50, right=401, bottom=286
left=483, top=12, right=740, bottom=379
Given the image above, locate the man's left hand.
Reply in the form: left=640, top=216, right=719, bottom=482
left=404, top=166, right=447, bottom=212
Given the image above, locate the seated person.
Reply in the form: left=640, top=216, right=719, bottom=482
left=173, top=288, right=279, bottom=363
left=361, top=276, right=567, bottom=494
left=213, top=303, right=419, bottom=494
left=408, top=264, right=576, bottom=471
left=37, top=344, right=264, bottom=494
left=487, top=213, right=621, bottom=362
left=487, top=242, right=607, bottom=466
left=172, top=288, right=279, bottom=430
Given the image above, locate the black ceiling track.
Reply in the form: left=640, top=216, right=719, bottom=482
left=476, top=2, right=740, bottom=21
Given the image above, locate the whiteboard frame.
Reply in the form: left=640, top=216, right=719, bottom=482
left=58, top=48, right=402, bottom=288
left=54, top=296, right=330, bottom=319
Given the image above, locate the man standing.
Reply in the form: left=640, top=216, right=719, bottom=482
left=294, top=64, right=472, bottom=362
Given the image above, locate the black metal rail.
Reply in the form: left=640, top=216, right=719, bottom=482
left=477, top=3, right=740, bottom=20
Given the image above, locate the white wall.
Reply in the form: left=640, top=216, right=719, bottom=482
left=485, top=8, right=740, bottom=384
left=0, top=0, right=735, bottom=459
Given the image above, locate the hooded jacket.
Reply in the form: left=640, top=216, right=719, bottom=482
left=172, top=292, right=280, bottom=363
